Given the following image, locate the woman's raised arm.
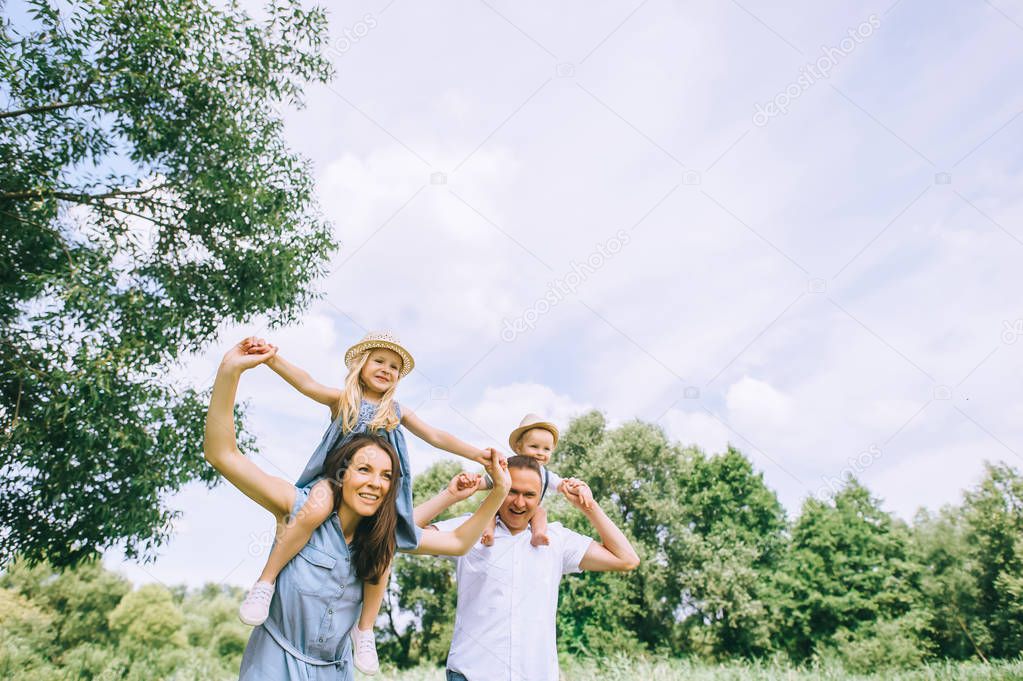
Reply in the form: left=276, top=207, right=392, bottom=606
left=408, top=449, right=510, bottom=557
left=203, top=342, right=295, bottom=521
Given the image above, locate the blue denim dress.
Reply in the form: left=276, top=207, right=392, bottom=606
left=238, top=485, right=361, bottom=680
left=295, top=400, right=421, bottom=551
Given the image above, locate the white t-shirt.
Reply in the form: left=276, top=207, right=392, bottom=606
left=431, top=513, right=593, bottom=681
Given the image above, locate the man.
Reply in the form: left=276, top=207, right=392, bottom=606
left=416, top=456, right=640, bottom=681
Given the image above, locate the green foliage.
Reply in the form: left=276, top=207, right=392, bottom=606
left=555, top=413, right=786, bottom=660
left=0, top=554, right=130, bottom=648
left=0, top=0, right=334, bottom=567
left=0, top=557, right=252, bottom=679
left=379, top=656, right=1023, bottom=681
left=180, top=585, right=250, bottom=663
left=961, top=463, right=1023, bottom=659
left=374, top=415, right=1023, bottom=669
left=822, top=613, right=932, bottom=672
left=0, top=588, right=58, bottom=680
left=4, top=456, right=1023, bottom=678
left=109, top=583, right=186, bottom=650
left=770, top=480, right=924, bottom=662
left=912, top=505, right=981, bottom=660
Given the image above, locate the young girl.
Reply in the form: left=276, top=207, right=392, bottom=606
left=236, top=331, right=491, bottom=676
left=479, top=413, right=594, bottom=547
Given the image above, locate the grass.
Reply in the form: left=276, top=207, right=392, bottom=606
left=370, top=655, right=1023, bottom=681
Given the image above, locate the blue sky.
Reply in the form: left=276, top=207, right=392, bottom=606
left=95, top=0, right=1023, bottom=587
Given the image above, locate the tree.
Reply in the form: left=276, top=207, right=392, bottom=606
left=0, top=0, right=335, bottom=567
left=912, top=505, right=983, bottom=661
left=109, top=583, right=185, bottom=649
left=553, top=411, right=787, bottom=659
left=180, top=584, right=249, bottom=664
left=0, top=555, right=130, bottom=650
left=0, top=588, right=59, bottom=680
left=0, top=557, right=265, bottom=679
left=960, top=462, right=1023, bottom=659
left=771, top=479, right=928, bottom=666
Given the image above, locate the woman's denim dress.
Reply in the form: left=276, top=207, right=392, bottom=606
left=238, top=485, right=361, bottom=680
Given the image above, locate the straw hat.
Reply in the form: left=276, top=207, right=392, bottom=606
left=508, top=413, right=559, bottom=451
left=344, top=331, right=415, bottom=377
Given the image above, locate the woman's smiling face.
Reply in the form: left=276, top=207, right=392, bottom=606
left=342, top=444, right=393, bottom=516
left=360, top=348, right=403, bottom=396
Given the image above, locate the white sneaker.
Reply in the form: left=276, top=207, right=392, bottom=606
left=351, top=625, right=379, bottom=675
left=238, top=581, right=275, bottom=626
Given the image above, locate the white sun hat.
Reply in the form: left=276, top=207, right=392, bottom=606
left=344, top=331, right=415, bottom=377
left=508, top=413, right=559, bottom=451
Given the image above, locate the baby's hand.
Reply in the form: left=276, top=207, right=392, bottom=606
left=455, top=472, right=480, bottom=491
left=560, top=478, right=593, bottom=509
left=447, top=472, right=482, bottom=501
left=561, top=479, right=595, bottom=511
left=480, top=514, right=497, bottom=546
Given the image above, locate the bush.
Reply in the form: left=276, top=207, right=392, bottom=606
left=821, top=613, right=933, bottom=672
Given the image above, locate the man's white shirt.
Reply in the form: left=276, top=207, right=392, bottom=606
left=430, top=513, right=593, bottom=681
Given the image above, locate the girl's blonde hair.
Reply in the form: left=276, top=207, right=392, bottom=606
left=337, top=350, right=401, bottom=433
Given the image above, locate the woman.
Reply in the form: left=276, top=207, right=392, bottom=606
left=203, top=341, right=510, bottom=679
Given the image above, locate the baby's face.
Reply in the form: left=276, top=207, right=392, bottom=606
left=514, top=428, right=555, bottom=465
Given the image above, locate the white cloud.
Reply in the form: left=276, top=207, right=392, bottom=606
left=726, top=376, right=795, bottom=428
left=465, top=382, right=592, bottom=451
left=660, top=408, right=732, bottom=455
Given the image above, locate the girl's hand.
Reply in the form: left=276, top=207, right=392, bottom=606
left=471, top=449, right=493, bottom=467
left=240, top=336, right=277, bottom=356
left=446, top=472, right=483, bottom=502
left=222, top=340, right=277, bottom=372
left=483, top=448, right=510, bottom=493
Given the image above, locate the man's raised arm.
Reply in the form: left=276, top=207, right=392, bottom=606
left=563, top=486, right=640, bottom=572
left=413, top=472, right=482, bottom=528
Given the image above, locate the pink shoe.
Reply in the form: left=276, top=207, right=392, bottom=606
left=238, top=581, right=274, bottom=626
left=351, top=625, right=379, bottom=675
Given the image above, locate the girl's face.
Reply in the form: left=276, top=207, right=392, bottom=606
left=360, top=348, right=403, bottom=396
left=514, top=428, right=555, bottom=465
left=342, top=444, right=394, bottom=517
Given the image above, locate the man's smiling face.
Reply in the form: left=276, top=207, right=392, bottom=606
left=497, top=466, right=543, bottom=534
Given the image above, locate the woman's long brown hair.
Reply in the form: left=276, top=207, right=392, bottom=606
left=321, top=433, right=399, bottom=584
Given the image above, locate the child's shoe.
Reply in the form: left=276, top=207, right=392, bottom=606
left=238, top=581, right=275, bottom=626
left=351, top=625, right=380, bottom=675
